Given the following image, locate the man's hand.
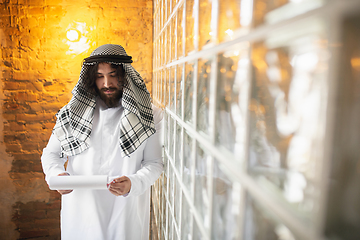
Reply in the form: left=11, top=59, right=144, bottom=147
left=57, top=173, right=73, bottom=195
left=108, top=176, right=131, bottom=196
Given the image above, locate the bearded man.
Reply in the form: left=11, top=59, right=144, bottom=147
left=41, top=44, right=163, bottom=240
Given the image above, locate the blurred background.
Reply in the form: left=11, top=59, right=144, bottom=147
left=1, top=0, right=360, bottom=239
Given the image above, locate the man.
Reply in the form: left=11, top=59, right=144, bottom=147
left=41, top=44, right=163, bottom=240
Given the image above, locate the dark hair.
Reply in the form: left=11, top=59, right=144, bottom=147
left=83, top=63, right=125, bottom=95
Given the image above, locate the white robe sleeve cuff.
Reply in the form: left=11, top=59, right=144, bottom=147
left=41, top=133, right=68, bottom=185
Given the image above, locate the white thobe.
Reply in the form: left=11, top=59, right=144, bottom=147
left=41, top=98, right=163, bottom=240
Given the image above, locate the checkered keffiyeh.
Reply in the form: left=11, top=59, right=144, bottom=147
left=53, top=44, right=155, bottom=158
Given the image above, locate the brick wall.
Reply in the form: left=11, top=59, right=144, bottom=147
left=0, top=0, right=153, bottom=239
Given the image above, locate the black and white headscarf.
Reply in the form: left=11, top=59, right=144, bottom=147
left=53, top=44, right=155, bottom=158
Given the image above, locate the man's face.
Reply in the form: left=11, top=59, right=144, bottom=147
left=95, top=63, right=123, bottom=107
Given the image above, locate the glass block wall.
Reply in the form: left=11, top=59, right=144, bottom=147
left=151, top=0, right=360, bottom=239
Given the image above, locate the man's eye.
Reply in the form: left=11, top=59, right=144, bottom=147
left=110, top=75, right=117, bottom=78
left=97, top=76, right=103, bottom=79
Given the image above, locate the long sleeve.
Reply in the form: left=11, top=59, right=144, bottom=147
left=126, top=107, right=164, bottom=197
left=41, top=133, right=68, bottom=184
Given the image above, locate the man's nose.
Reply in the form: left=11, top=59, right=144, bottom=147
left=103, top=76, right=113, bottom=88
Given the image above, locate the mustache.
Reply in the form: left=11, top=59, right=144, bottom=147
left=100, top=87, right=118, bottom=92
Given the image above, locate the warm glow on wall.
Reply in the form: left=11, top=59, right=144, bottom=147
left=51, top=6, right=100, bottom=79
left=40, top=2, right=154, bottom=90
left=66, top=29, right=80, bottom=42
left=64, top=22, right=93, bottom=55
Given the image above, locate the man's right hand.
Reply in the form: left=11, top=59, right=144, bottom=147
left=57, top=173, right=73, bottom=195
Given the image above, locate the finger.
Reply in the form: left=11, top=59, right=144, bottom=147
left=58, top=172, right=70, bottom=176
left=109, top=184, right=127, bottom=195
left=61, top=190, right=72, bottom=194
left=109, top=179, right=128, bottom=188
left=110, top=181, right=125, bottom=188
left=108, top=188, right=121, bottom=196
left=109, top=184, right=124, bottom=193
left=58, top=190, right=73, bottom=195
left=114, top=176, right=129, bottom=183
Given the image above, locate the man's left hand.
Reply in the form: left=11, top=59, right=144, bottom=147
left=108, top=176, right=131, bottom=196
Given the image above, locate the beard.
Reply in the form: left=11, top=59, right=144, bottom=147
left=97, top=87, right=123, bottom=108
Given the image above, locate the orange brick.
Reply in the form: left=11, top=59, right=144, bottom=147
left=44, top=5, right=64, bottom=16
left=4, top=132, right=26, bottom=142
left=32, top=163, right=43, bottom=172
left=21, top=16, right=38, bottom=28
left=29, top=57, right=44, bottom=70
left=15, top=92, right=38, bottom=102
left=25, top=82, right=40, bottom=92
left=32, top=81, right=44, bottom=91
left=41, top=102, right=65, bottom=111
left=44, top=122, right=55, bottom=130
left=33, top=219, right=60, bottom=230
left=26, top=123, right=43, bottom=131
left=3, top=113, right=16, bottom=121
left=12, top=71, right=32, bottom=81
left=9, top=122, right=26, bottom=131
left=45, top=0, right=63, bottom=5
left=19, top=229, right=49, bottom=239
left=16, top=112, right=54, bottom=122
left=46, top=209, right=61, bottom=219
left=28, top=6, right=44, bottom=15
left=29, top=27, right=45, bottom=38
left=1, top=48, right=13, bottom=58
left=44, top=82, right=66, bottom=93
left=33, top=200, right=61, bottom=210
left=3, top=81, right=19, bottom=90
left=25, top=132, right=46, bottom=143
left=21, top=142, right=39, bottom=151
left=29, top=0, right=45, bottom=5
left=6, top=144, right=22, bottom=152
left=12, top=152, right=40, bottom=161
left=12, top=58, right=22, bottom=70
left=29, top=103, right=43, bottom=112
left=28, top=36, right=40, bottom=49
left=0, top=5, right=10, bottom=16
left=41, top=93, right=57, bottom=102
left=0, top=16, right=11, bottom=28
